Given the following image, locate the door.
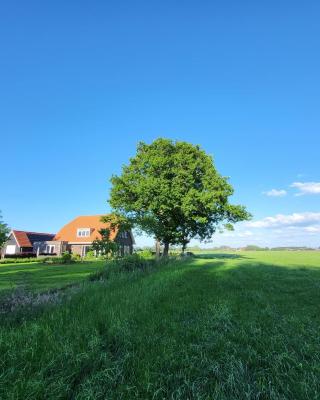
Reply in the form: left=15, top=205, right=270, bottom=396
left=6, top=245, right=16, bottom=255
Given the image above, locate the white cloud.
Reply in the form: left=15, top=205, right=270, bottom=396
left=263, top=189, right=287, bottom=197
left=291, top=182, right=320, bottom=196
left=304, top=226, right=320, bottom=234
left=221, top=229, right=253, bottom=238
left=247, top=212, right=320, bottom=229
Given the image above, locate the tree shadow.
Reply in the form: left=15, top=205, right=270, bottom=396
left=194, top=253, right=249, bottom=260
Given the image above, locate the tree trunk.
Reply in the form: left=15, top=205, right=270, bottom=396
left=163, top=242, right=170, bottom=257
left=155, top=239, right=161, bottom=258
left=182, top=243, right=186, bottom=255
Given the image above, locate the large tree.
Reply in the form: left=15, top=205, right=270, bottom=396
left=0, top=211, right=10, bottom=251
left=109, top=138, right=251, bottom=256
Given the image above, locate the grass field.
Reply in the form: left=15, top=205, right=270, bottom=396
left=0, top=260, right=106, bottom=293
left=1, top=251, right=320, bottom=399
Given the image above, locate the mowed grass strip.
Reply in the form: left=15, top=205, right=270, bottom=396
left=1, top=251, right=320, bottom=399
left=0, top=260, right=106, bottom=293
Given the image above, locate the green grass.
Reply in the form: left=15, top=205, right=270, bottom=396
left=0, top=260, right=106, bottom=293
left=1, top=251, right=320, bottom=399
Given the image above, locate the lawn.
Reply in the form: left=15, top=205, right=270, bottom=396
left=0, top=260, right=106, bottom=293
left=1, top=251, right=320, bottom=399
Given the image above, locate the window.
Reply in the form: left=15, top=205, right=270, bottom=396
left=81, top=245, right=91, bottom=257
left=5, top=245, right=16, bottom=255
left=124, top=245, right=130, bottom=255
left=119, top=231, right=128, bottom=239
left=46, top=245, right=55, bottom=254
left=77, top=228, right=90, bottom=238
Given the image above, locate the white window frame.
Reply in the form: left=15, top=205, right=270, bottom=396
left=46, top=245, right=55, bottom=254
left=81, top=245, right=91, bottom=257
left=77, top=228, right=90, bottom=238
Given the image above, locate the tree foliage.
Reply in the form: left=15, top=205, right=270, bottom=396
left=0, top=211, right=10, bottom=250
left=100, top=213, right=132, bottom=233
left=109, top=138, right=251, bottom=255
left=91, top=228, right=119, bottom=258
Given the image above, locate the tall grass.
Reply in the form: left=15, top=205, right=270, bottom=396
left=1, top=252, right=320, bottom=399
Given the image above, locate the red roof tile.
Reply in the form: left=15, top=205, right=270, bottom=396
left=12, top=231, right=32, bottom=247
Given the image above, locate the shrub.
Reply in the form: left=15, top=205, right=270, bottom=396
left=116, top=253, right=149, bottom=272
left=89, top=254, right=152, bottom=282
left=43, top=253, right=73, bottom=265
left=85, top=250, right=96, bottom=259
left=135, top=249, right=154, bottom=259
left=3, top=253, right=36, bottom=259
left=61, top=252, right=72, bottom=264
left=71, top=253, right=81, bottom=262
left=0, top=257, right=40, bottom=264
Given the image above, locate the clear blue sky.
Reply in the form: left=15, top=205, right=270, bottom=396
left=1, top=1, right=319, bottom=247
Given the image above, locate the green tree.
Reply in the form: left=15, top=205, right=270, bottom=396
left=0, top=211, right=10, bottom=251
left=91, top=228, right=119, bottom=258
left=109, top=138, right=251, bottom=256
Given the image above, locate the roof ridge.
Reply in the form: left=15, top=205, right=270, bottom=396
left=76, top=214, right=107, bottom=217
left=12, top=230, right=56, bottom=235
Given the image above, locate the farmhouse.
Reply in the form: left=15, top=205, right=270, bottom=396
left=1, top=215, right=134, bottom=258
left=51, top=215, right=134, bottom=257
left=2, top=231, right=55, bottom=257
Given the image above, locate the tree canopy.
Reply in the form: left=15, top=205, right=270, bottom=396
left=109, top=138, right=251, bottom=255
left=0, top=211, right=10, bottom=250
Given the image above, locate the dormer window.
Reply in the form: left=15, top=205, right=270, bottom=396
left=119, top=231, right=129, bottom=239
left=77, top=228, right=90, bottom=238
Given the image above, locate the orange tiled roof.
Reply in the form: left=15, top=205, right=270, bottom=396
left=54, top=215, right=118, bottom=243
left=13, top=231, right=32, bottom=247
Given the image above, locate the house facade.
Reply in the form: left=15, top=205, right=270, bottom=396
left=1, top=215, right=135, bottom=258
left=1, top=231, right=55, bottom=257
left=50, top=215, right=135, bottom=257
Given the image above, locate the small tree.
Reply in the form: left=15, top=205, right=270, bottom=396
left=0, top=211, right=10, bottom=252
left=91, top=228, right=119, bottom=258
left=109, top=138, right=251, bottom=256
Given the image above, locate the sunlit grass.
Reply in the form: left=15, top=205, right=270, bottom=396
left=1, top=251, right=320, bottom=399
left=0, top=260, right=106, bottom=293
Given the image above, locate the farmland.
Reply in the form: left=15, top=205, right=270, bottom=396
left=0, top=260, right=105, bottom=294
left=1, top=251, right=320, bottom=399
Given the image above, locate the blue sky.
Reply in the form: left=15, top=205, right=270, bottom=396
left=1, top=1, right=319, bottom=248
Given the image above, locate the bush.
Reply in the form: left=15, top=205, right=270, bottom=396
left=61, top=252, right=72, bottom=264
left=71, top=253, right=81, bottom=262
left=0, top=257, right=40, bottom=264
left=135, top=249, right=154, bottom=259
left=90, top=254, right=151, bottom=282
left=85, top=250, right=96, bottom=259
left=43, top=252, right=73, bottom=265
left=3, top=253, right=36, bottom=259
left=89, top=253, right=174, bottom=282
left=116, top=254, right=149, bottom=272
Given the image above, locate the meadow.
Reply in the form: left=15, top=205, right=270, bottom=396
left=0, top=260, right=105, bottom=293
left=1, top=251, right=320, bottom=399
